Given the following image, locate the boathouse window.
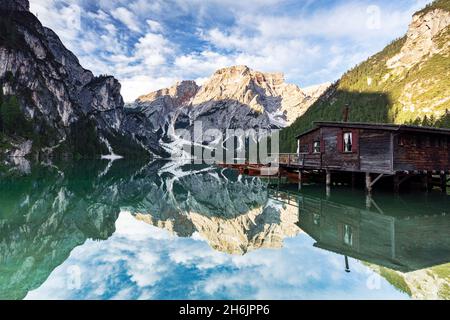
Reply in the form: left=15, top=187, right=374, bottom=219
left=313, top=213, right=321, bottom=225
left=313, top=141, right=321, bottom=153
left=343, top=225, right=353, bottom=247
left=343, top=132, right=353, bottom=153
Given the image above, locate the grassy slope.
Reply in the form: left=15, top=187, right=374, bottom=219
left=280, top=0, right=450, bottom=152
left=368, top=263, right=450, bottom=300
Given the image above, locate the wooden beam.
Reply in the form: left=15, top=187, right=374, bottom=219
left=370, top=197, right=385, bottom=215
left=370, top=173, right=385, bottom=188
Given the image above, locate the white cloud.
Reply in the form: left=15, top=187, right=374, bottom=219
left=174, top=51, right=235, bottom=79
left=29, top=0, right=434, bottom=102
left=134, top=33, right=174, bottom=67
left=30, top=0, right=82, bottom=43
left=111, top=7, right=140, bottom=33
left=120, top=75, right=179, bottom=102
left=147, top=19, right=163, bottom=33
left=25, top=212, right=409, bottom=300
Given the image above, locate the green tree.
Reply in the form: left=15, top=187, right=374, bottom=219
left=421, top=115, right=430, bottom=127
left=437, top=110, right=450, bottom=129
left=0, top=88, right=3, bottom=133
left=1, top=96, right=21, bottom=134
left=412, top=117, right=422, bottom=126
left=0, top=95, right=32, bottom=136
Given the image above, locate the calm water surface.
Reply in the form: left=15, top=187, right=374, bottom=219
left=0, top=160, right=449, bottom=300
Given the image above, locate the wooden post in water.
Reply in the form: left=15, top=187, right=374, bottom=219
left=441, top=173, right=447, bottom=193
left=298, top=170, right=302, bottom=191
left=366, top=194, right=372, bottom=209
left=365, top=172, right=372, bottom=194
left=326, top=170, right=331, bottom=198
left=277, top=169, right=282, bottom=190
left=345, top=256, right=351, bottom=273
left=420, top=174, right=428, bottom=192
left=394, top=174, right=400, bottom=194
left=427, top=172, right=433, bottom=192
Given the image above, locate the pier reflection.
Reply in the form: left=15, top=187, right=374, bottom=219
left=270, top=186, right=450, bottom=273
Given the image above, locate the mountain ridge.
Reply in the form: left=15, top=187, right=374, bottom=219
left=128, top=65, right=330, bottom=156
left=0, top=0, right=168, bottom=158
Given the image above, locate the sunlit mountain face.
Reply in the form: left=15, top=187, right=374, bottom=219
left=0, top=159, right=448, bottom=300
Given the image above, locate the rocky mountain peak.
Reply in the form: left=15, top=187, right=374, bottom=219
left=137, top=80, right=199, bottom=107
left=387, top=7, right=450, bottom=70
left=192, top=65, right=315, bottom=124
left=209, top=65, right=285, bottom=87
left=214, top=65, right=251, bottom=76
left=128, top=65, right=330, bottom=156
left=0, top=0, right=29, bottom=11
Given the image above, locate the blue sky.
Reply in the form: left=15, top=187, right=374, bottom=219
left=30, top=0, right=431, bottom=102
left=26, top=212, right=408, bottom=300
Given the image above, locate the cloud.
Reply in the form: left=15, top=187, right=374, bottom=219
left=120, top=76, right=178, bottom=102
left=147, top=19, right=164, bottom=33
left=29, top=0, right=433, bottom=102
left=25, top=212, right=409, bottom=300
left=134, top=33, right=175, bottom=68
left=111, top=7, right=140, bottom=33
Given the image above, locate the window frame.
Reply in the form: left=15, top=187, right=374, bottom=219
left=343, top=132, right=353, bottom=153
left=313, top=141, right=321, bottom=154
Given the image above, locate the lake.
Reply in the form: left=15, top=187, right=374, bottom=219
left=0, top=159, right=448, bottom=300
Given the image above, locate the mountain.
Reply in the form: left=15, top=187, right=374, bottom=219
left=280, top=0, right=450, bottom=152
left=128, top=65, right=329, bottom=156
left=368, top=263, right=450, bottom=300
left=0, top=161, right=123, bottom=300
left=129, top=162, right=301, bottom=255
left=0, top=160, right=300, bottom=298
left=0, top=0, right=167, bottom=158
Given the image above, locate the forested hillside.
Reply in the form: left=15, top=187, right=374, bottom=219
left=281, top=0, right=450, bottom=152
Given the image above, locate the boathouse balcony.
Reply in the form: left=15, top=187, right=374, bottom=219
left=278, top=153, right=322, bottom=169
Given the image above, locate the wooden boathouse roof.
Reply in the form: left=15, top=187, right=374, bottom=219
left=296, top=122, right=450, bottom=139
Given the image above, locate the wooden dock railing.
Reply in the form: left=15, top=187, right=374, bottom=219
left=277, top=153, right=306, bottom=166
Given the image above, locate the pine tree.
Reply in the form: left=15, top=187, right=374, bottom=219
left=0, top=95, right=29, bottom=136
left=421, top=115, right=430, bottom=127
left=437, top=109, right=450, bottom=129
left=429, top=114, right=436, bottom=127
left=0, top=88, right=3, bottom=133
left=1, top=96, right=20, bottom=134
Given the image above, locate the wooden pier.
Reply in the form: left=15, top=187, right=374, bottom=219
left=224, top=122, right=450, bottom=194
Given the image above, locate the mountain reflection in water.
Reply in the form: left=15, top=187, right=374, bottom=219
left=0, top=160, right=448, bottom=300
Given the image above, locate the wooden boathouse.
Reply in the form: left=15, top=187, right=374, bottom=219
left=278, top=122, right=450, bottom=193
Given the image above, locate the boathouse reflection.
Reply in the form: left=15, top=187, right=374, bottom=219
left=269, top=187, right=450, bottom=272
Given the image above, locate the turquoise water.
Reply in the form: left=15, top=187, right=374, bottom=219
left=0, top=160, right=448, bottom=300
